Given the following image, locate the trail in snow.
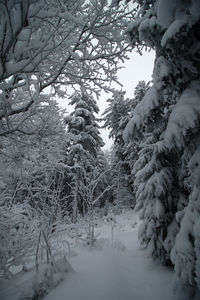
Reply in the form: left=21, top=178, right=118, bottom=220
left=44, top=211, right=188, bottom=300
left=1, top=210, right=197, bottom=300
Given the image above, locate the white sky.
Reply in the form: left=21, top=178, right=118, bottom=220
left=57, top=49, right=155, bottom=150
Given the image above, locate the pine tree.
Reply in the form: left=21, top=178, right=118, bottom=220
left=65, top=91, right=104, bottom=221
left=123, top=81, right=150, bottom=206
left=165, top=82, right=200, bottom=294
left=94, top=149, right=110, bottom=209
left=103, top=91, right=133, bottom=210
left=123, top=1, right=200, bottom=286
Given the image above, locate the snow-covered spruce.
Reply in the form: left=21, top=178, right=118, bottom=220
left=103, top=91, right=134, bottom=210
left=65, top=91, right=104, bottom=222
left=123, top=0, right=200, bottom=293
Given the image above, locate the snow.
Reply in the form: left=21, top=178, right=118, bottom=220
left=123, top=87, right=159, bottom=142
left=1, top=210, right=196, bottom=300
left=138, top=16, right=157, bottom=46
left=157, top=0, right=200, bottom=29
left=154, top=199, right=165, bottom=218
left=44, top=211, right=190, bottom=300
left=157, top=0, right=176, bottom=28
left=125, top=19, right=140, bottom=34
left=190, top=0, right=200, bottom=20
left=59, top=13, right=84, bottom=25
left=17, top=29, right=31, bottom=42
left=161, top=18, right=188, bottom=47
left=164, top=80, right=200, bottom=149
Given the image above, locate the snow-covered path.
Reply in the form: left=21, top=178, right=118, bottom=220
left=1, top=210, right=197, bottom=300
left=44, top=212, right=188, bottom=300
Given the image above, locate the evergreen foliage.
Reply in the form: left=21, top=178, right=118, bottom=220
left=103, top=91, right=133, bottom=209
left=123, top=0, right=200, bottom=292
left=65, top=91, right=104, bottom=221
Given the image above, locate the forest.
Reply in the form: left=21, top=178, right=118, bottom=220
left=0, top=0, right=200, bottom=299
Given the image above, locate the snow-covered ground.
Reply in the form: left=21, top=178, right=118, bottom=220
left=0, top=210, right=197, bottom=300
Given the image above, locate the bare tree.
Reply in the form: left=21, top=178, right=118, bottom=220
left=0, top=0, right=135, bottom=135
left=78, top=167, right=114, bottom=246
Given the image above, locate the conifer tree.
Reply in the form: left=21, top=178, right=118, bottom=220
left=103, top=91, right=133, bottom=209
left=65, top=91, right=104, bottom=221
left=123, top=1, right=200, bottom=287
left=123, top=81, right=150, bottom=205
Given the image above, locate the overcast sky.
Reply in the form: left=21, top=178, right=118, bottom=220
left=57, top=50, right=155, bottom=150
